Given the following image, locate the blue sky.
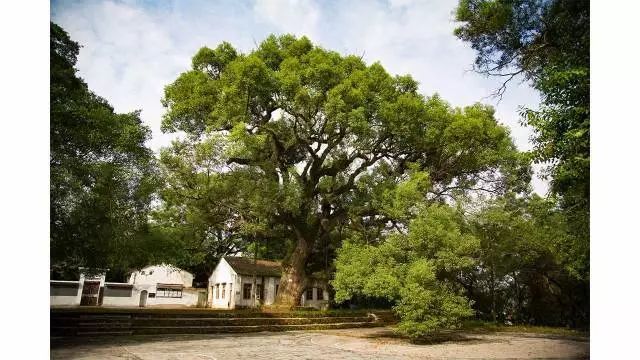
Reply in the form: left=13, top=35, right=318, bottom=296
left=51, top=0, right=546, bottom=194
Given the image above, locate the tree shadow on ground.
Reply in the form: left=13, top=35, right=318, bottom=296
left=410, top=332, right=495, bottom=345
left=346, top=327, right=586, bottom=346
left=351, top=328, right=495, bottom=345
left=482, top=331, right=590, bottom=343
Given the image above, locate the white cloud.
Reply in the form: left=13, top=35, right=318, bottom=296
left=51, top=0, right=548, bottom=194
left=253, top=0, right=321, bottom=39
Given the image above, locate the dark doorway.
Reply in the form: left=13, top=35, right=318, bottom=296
left=80, top=280, right=100, bottom=306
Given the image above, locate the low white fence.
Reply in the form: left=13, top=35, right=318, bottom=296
left=50, top=280, right=82, bottom=306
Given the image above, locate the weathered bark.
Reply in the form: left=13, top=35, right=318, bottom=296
left=490, top=265, right=496, bottom=323
left=274, top=235, right=312, bottom=307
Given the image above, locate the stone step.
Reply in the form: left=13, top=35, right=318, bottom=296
left=53, top=318, right=132, bottom=324
left=52, top=316, right=372, bottom=326
left=132, top=322, right=380, bottom=335
left=51, top=321, right=382, bottom=336
left=51, top=310, right=395, bottom=337
left=129, top=316, right=372, bottom=326
left=77, top=314, right=132, bottom=319
left=51, top=310, right=377, bottom=319
left=52, top=326, right=133, bottom=336
left=76, top=330, right=134, bottom=336
left=76, top=322, right=132, bottom=328
left=52, top=318, right=374, bottom=333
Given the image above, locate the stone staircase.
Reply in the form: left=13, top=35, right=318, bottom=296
left=50, top=309, right=395, bottom=337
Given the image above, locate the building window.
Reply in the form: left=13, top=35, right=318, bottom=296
left=221, top=283, right=226, bottom=299
left=243, top=284, right=252, bottom=299
left=275, top=284, right=279, bottom=296
left=317, top=288, right=324, bottom=300
left=215, top=284, right=219, bottom=299
left=306, top=288, right=313, bottom=300
left=156, top=287, right=182, bottom=298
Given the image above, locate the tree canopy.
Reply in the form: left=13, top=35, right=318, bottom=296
left=465, top=194, right=588, bottom=327
left=50, top=22, right=159, bottom=279
left=160, top=34, right=528, bottom=307
left=454, top=0, right=589, bottom=261
left=449, top=0, right=589, bottom=329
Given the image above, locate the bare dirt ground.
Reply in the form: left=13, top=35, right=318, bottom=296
left=50, top=326, right=589, bottom=359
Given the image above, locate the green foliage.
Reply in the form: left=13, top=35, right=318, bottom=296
left=50, top=23, right=159, bottom=275
left=464, top=195, right=588, bottom=327
left=454, top=1, right=589, bottom=328
left=191, top=42, right=238, bottom=79
left=334, top=193, right=588, bottom=333
left=461, top=320, right=588, bottom=336
left=396, top=283, right=475, bottom=337
left=333, top=204, right=478, bottom=338
left=153, top=131, right=297, bottom=275
left=454, top=0, right=589, bottom=273
left=152, top=135, right=251, bottom=273
left=159, top=33, right=527, bottom=305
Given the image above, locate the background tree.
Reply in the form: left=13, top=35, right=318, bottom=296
left=150, top=134, right=290, bottom=282
left=454, top=0, right=589, bottom=279
left=161, top=34, right=528, bottom=306
left=463, top=194, right=588, bottom=327
left=50, top=22, right=159, bottom=279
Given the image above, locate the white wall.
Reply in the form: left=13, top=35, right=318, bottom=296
left=300, top=287, right=329, bottom=309
left=208, top=258, right=237, bottom=309
left=101, top=283, right=145, bottom=307
left=51, top=267, right=203, bottom=308
left=208, top=258, right=281, bottom=308
left=149, top=288, right=200, bottom=307
left=50, top=280, right=81, bottom=306
left=51, top=272, right=102, bottom=307
left=101, top=283, right=201, bottom=307
left=235, top=275, right=260, bottom=308
left=129, top=264, right=193, bottom=287
left=234, top=275, right=280, bottom=308
left=262, top=276, right=280, bottom=305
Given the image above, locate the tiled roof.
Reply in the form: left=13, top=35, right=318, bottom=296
left=224, top=256, right=283, bottom=277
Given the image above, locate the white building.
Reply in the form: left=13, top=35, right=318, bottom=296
left=51, top=265, right=205, bottom=308
left=126, top=264, right=199, bottom=307
left=208, top=257, right=329, bottom=309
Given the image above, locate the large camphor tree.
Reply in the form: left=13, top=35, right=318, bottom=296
left=161, top=35, right=528, bottom=306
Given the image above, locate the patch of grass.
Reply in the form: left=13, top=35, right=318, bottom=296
left=460, top=320, right=588, bottom=337
left=362, top=321, right=589, bottom=345
left=50, top=306, right=394, bottom=319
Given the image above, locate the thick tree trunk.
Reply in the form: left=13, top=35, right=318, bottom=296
left=490, top=267, right=496, bottom=323
left=274, top=235, right=311, bottom=307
